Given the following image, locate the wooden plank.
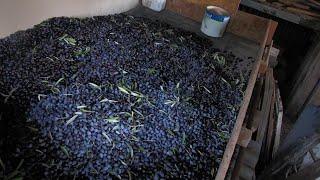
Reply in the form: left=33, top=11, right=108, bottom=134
left=265, top=79, right=276, bottom=162
left=237, top=127, right=253, bottom=147
left=257, top=68, right=274, bottom=143
left=216, top=17, right=271, bottom=180
left=272, top=86, right=284, bottom=158
left=166, top=0, right=240, bottom=22
left=227, top=11, right=272, bottom=44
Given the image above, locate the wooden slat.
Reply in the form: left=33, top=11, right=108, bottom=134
left=215, top=16, right=271, bottom=180
left=166, top=0, right=241, bottom=22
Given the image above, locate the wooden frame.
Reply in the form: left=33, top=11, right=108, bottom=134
left=129, top=3, right=274, bottom=179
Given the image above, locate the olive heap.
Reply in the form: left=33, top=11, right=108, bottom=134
left=0, top=14, right=252, bottom=179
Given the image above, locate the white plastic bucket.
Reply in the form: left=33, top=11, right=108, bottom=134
left=142, top=0, right=166, bottom=12
left=201, top=6, right=230, bottom=38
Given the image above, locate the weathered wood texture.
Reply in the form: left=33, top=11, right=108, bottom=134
left=166, top=0, right=241, bottom=22
left=287, top=35, right=320, bottom=119
left=227, top=11, right=274, bottom=44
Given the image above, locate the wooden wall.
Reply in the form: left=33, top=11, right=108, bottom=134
left=287, top=34, right=320, bottom=118
left=166, top=0, right=241, bottom=22
left=0, top=0, right=139, bottom=38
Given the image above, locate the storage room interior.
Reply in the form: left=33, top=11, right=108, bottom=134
left=0, top=0, right=319, bottom=179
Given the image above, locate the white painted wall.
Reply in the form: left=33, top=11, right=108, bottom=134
left=0, top=0, right=139, bottom=38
